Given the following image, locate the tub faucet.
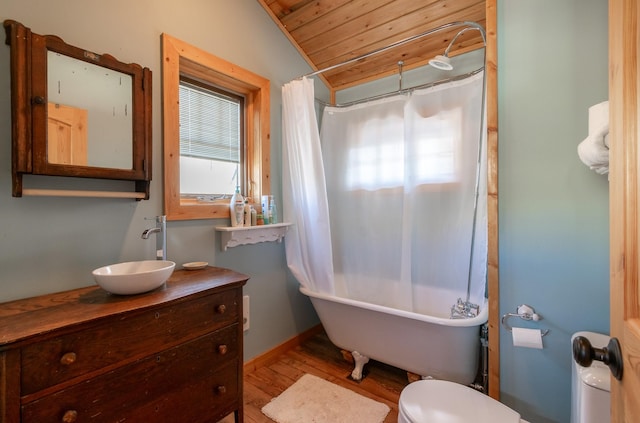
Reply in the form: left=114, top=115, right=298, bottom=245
left=142, top=215, right=167, bottom=260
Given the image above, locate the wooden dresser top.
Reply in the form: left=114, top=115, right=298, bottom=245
left=0, top=266, right=248, bottom=347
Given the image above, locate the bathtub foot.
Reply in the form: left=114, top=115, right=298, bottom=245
left=350, top=351, right=369, bottom=381
left=406, top=372, right=435, bottom=383
left=407, top=372, right=421, bottom=383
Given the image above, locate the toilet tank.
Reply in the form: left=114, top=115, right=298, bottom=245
left=571, top=331, right=611, bottom=423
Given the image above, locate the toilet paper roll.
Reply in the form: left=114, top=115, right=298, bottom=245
left=512, top=327, right=544, bottom=349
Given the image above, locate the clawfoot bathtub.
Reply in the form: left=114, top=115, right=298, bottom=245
left=300, top=285, right=487, bottom=384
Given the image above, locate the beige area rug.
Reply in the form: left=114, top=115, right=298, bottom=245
left=261, top=373, right=390, bottom=423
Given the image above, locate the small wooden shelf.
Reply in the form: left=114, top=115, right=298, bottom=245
left=215, top=223, right=292, bottom=251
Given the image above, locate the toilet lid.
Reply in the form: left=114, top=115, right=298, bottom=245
left=399, top=380, right=522, bottom=423
left=579, top=365, right=611, bottom=392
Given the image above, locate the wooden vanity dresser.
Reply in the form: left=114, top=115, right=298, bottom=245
left=0, top=266, right=248, bottom=423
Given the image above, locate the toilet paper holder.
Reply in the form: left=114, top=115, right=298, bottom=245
left=501, top=304, right=549, bottom=336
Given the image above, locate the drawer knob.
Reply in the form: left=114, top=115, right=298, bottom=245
left=216, top=304, right=226, bottom=314
left=62, top=409, right=78, bottom=422
left=60, top=352, right=77, bottom=366
left=216, top=385, right=227, bottom=395
left=218, top=344, right=228, bottom=355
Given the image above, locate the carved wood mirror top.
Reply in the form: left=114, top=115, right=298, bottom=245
left=3, top=20, right=152, bottom=199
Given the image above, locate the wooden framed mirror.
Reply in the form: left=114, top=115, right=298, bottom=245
left=4, top=20, right=152, bottom=199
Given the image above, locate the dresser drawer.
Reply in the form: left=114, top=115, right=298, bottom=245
left=21, top=288, right=240, bottom=395
left=22, top=325, right=240, bottom=423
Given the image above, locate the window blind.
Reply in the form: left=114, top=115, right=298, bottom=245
left=179, top=82, right=240, bottom=163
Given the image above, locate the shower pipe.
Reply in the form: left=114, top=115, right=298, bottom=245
left=461, top=26, right=487, bottom=318
left=296, top=21, right=488, bottom=318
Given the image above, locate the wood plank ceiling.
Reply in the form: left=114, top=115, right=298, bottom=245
left=258, top=0, right=486, bottom=92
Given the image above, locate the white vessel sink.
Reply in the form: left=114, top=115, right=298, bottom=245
left=92, top=260, right=176, bottom=295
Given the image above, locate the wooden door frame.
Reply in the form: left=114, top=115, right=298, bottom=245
left=485, top=0, right=500, bottom=400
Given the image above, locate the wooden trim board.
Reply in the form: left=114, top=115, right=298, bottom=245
left=244, top=324, right=324, bottom=374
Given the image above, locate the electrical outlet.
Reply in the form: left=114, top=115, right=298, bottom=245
left=243, top=295, right=250, bottom=331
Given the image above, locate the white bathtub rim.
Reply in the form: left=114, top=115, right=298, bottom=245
left=299, top=285, right=488, bottom=327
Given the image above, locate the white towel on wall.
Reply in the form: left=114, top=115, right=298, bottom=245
left=578, top=100, right=609, bottom=175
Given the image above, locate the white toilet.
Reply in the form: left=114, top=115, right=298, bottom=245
left=398, top=331, right=611, bottom=423
left=398, top=379, right=529, bottom=422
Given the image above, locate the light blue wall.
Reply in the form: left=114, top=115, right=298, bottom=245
left=0, top=0, right=322, bottom=361
left=498, top=1, right=609, bottom=422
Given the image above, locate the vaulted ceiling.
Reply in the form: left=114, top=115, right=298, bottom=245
left=258, top=0, right=486, bottom=91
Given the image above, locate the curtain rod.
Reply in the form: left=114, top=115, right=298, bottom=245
left=315, top=66, right=484, bottom=109
left=297, top=21, right=486, bottom=81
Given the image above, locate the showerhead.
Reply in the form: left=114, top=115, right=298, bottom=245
left=429, top=25, right=486, bottom=72
left=428, top=54, right=453, bottom=71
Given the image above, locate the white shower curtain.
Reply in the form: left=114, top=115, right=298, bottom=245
left=282, top=77, right=334, bottom=294
left=283, top=72, right=486, bottom=314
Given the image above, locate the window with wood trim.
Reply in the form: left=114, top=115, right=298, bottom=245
left=162, top=33, right=270, bottom=221
left=179, top=78, right=244, bottom=199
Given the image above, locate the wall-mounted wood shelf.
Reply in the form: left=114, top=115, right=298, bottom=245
left=215, top=223, right=292, bottom=251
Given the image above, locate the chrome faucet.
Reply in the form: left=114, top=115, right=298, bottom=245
left=142, top=215, right=167, bottom=260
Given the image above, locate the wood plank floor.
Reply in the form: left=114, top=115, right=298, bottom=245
left=222, top=329, right=411, bottom=422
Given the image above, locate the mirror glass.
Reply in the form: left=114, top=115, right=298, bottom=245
left=47, top=51, right=133, bottom=169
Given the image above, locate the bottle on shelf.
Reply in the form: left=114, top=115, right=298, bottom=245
left=229, top=187, right=244, bottom=227
left=250, top=206, right=257, bottom=226
left=261, top=195, right=270, bottom=224
left=243, top=200, right=251, bottom=226
left=269, top=196, right=278, bottom=224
